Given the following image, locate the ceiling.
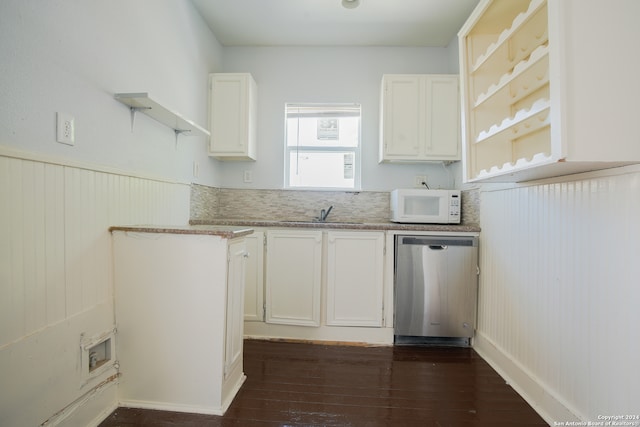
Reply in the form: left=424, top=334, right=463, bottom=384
left=190, top=0, right=479, bottom=47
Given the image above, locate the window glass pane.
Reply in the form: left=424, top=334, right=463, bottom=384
left=286, top=116, right=359, bottom=148
left=289, top=151, right=356, bottom=189
left=285, top=103, right=360, bottom=190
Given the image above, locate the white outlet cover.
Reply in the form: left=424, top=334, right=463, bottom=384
left=57, top=112, right=75, bottom=145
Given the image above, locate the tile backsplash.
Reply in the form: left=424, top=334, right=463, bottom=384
left=461, top=187, right=479, bottom=226
left=191, top=185, right=480, bottom=225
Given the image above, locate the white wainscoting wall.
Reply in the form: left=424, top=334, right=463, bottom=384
left=0, top=149, right=190, bottom=426
left=474, top=165, right=640, bottom=424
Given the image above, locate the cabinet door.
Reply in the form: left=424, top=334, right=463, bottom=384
left=224, top=239, right=246, bottom=378
left=265, top=230, right=322, bottom=327
left=380, top=75, right=422, bottom=160
left=209, top=73, right=257, bottom=160
left=243, top=232, right=264, bottom=321
left=326, top=231, right=385, bottom=327
left=380, top=74, right=460, bottom=162
left=425, top=75, right=460, bottom=160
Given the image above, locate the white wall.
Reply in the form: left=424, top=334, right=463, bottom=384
left=218, top=46, right=461, bottom=191
left=447, top=36, right=461, bottom=74
left=0, top=0, right=223, bottom=186
left=0, top=0, right=223, bottom=425
left=474, top=166, right=640, bottom=424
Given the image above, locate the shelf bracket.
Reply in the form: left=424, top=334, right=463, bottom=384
left=174, top=129, right=191, bottom=147
left=129, top=106, right=152, bottom=133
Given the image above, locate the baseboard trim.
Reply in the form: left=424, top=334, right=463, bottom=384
left=244, top=336, right=392, bottom=347
left=116, top=371, right=246, bottom=418
left=243, top=323, right=394, bottom=346
left=88, top=402, right=119, bottom=427
left=220, top=374, right=246, bottom=414
left=41, top=374, right=119, bottom=426
left=117, top=400, right=225, bottom=417
left=473, top=331, right=583, bottom=425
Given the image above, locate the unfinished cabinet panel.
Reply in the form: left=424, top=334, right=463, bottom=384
left=209, top=73, right=257, bottom=161
left=379, top=74, right=460, bottom=162
left=459, top=0, right=640, bottom=182
left=265, top=230, right=322, bottom=327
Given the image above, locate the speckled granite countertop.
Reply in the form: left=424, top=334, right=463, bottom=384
left=189, top=219, right=480, bottom=233
left=109, top=225, right=254, bottom=239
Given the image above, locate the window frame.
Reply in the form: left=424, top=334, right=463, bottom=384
left=284, top=103, right=362, bottom=191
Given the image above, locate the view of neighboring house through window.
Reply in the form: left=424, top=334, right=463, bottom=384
left=285, top=103, right=361, bottom=190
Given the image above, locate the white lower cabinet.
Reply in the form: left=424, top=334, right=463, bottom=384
left=326, top=231, right=385, bottom=327
left=224, top=239, right=248, bottom=379
left=265, top=230, right=322, bottom=327
left=243, top=231, right=264, bottom=322
left=112, top=231, right=247, bottom=415
left=250, top=228, right=391, bottom=344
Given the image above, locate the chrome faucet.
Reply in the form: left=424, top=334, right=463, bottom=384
left=317, top=205, right=333, bottom=222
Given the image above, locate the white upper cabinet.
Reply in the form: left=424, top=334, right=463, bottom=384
left=208, top=73, right=257, bottom=161
left=459, top=0, right=640, bottom=182
left=380, top=75, right=421, bottom=160
left=379, top=74, right=461, bottom=163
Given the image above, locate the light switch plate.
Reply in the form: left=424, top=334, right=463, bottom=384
left=57, top=112, right=75, bottom=145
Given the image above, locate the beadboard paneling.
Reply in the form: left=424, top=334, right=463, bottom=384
left=0, top=154, right=190, bottom=345
left=0, top=153, right=190, bottom=427
left=475, top=169, right=640, bottom=422
left=1, top=158, right=66, bottom=341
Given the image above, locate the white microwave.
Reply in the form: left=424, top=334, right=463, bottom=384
left=390, top=189, right=461, bottom=224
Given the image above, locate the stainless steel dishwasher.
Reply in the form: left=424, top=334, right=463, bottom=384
left=394, top=235, right=479, bottom=346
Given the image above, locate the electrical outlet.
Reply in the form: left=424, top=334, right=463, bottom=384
left=193, top=161, right=200, bottom=178
left=243, top=170, right=253, bottom=183
left=56, top=112, right=75, bottom=145
left=414, top=175, right=427, bottom=188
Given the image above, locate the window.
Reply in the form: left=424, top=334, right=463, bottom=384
left=285, top=103, right=361, bottom=190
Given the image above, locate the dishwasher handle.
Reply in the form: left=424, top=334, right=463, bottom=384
left=398, top=236, right=477, bottom=247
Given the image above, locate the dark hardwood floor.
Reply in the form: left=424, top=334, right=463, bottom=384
left=99, top=339, right=547, bottom=426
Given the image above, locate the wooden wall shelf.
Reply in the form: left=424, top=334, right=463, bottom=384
left=114, top=93, right=210, bottom=140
